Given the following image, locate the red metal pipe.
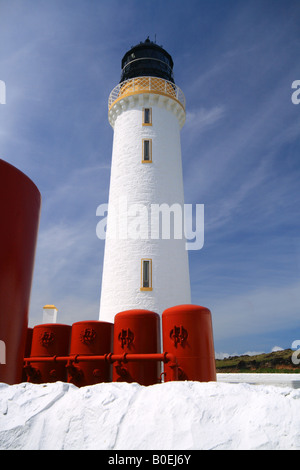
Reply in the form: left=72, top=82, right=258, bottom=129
left=24, top=352, right=179, bottom=381
left=24, top=352, right=176, bottom=363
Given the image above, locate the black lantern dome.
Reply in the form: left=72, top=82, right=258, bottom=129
left=120, top=37, right=174, bottom=84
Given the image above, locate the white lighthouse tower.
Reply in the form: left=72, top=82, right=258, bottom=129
left=99, top=38, right=191, bottom=323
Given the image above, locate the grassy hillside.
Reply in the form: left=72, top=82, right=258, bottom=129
left=215, top=349, right=300, bottom=373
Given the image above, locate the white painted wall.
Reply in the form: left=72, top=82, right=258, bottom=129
left=99, top=93, right=191, bottom=323
left=42, top=306, right=58, bottom=324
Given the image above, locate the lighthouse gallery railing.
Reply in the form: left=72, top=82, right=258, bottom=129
left=108, top=76, right=185, bottom=111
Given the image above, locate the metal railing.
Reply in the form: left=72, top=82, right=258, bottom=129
left=108, top=76, right=185, bottom=110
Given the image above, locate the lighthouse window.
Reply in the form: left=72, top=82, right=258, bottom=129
left=142, top=139, right=152, bottom=163
left=143, top=107, right=152, bottom=126
left=141, top=259, right=152, bottom=290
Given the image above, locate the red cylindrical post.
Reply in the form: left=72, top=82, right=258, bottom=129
left=0, top=160, right=41, bottom=385
left=25, top=324, right=71, bottom=383
left=113, top=309, right=161, bottom=386
left=68, top=321, right=113, bottom=387
left=162, top=304, right=216, bottom=382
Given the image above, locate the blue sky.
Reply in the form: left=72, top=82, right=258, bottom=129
left=1, top=0, right=300, bottom=357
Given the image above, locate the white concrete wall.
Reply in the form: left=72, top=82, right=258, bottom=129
left=217, top=373, right=300, bottom=389
left=99, top=93, right=191, bottom=323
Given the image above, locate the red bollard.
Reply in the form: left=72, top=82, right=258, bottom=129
left=0, top=160, right=41, bottom=385
left=25, top=324, right=71, bottom=383
left=162, top=304, right=216, bottom=382
left=67, top=321, right=113, bottom=387
left=113, top=309, right=161, bottom=386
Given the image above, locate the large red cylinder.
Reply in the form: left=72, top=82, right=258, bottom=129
left=0, top=160, right=41, bottom=385
left=162, top=305, right=216, bottom=382
left=113, top=309, right=161, bottom=386
left=68, top=321, right=113, bottom=387
left=25, top=324, right=71, bottom=383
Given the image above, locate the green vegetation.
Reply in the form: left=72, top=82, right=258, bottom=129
left=215, top=349, right=300, bottom=373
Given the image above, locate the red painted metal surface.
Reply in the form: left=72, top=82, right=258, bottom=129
left=25, top=328, right=33, bottom=357
left=162, top=304, right=216, bottom=382
left=23, top=353, right=179, bottom=381
left=113, top=309, right=161, bottom=385
left=25, top=324, right=71, bottom=383
left=22, top=328, right=33, bottom=382
left=67, top=320, right=113, bottom=386
left=0, top=160, right=41, bottom=385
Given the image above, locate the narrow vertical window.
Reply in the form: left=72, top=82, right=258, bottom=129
left=141, top=259, right=152, bottom=290
left=142, top=139, right=152, bottom=163
left=142, top=107, right=152, bottom=126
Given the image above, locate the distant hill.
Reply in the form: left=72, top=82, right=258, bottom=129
left=215, top=349, right=300, bottom=373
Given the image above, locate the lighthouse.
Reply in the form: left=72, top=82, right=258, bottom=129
left=99, top=38, right=191, bottom=323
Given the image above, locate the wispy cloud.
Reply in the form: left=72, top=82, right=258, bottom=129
left=30, top=219, right=104, bottom=326
left=185, top=106, right=225, bottom=134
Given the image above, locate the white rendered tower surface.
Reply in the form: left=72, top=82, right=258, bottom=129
left=99, top=38, right=191, bottom=323
left=42, top=305, right=58, bottom=324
